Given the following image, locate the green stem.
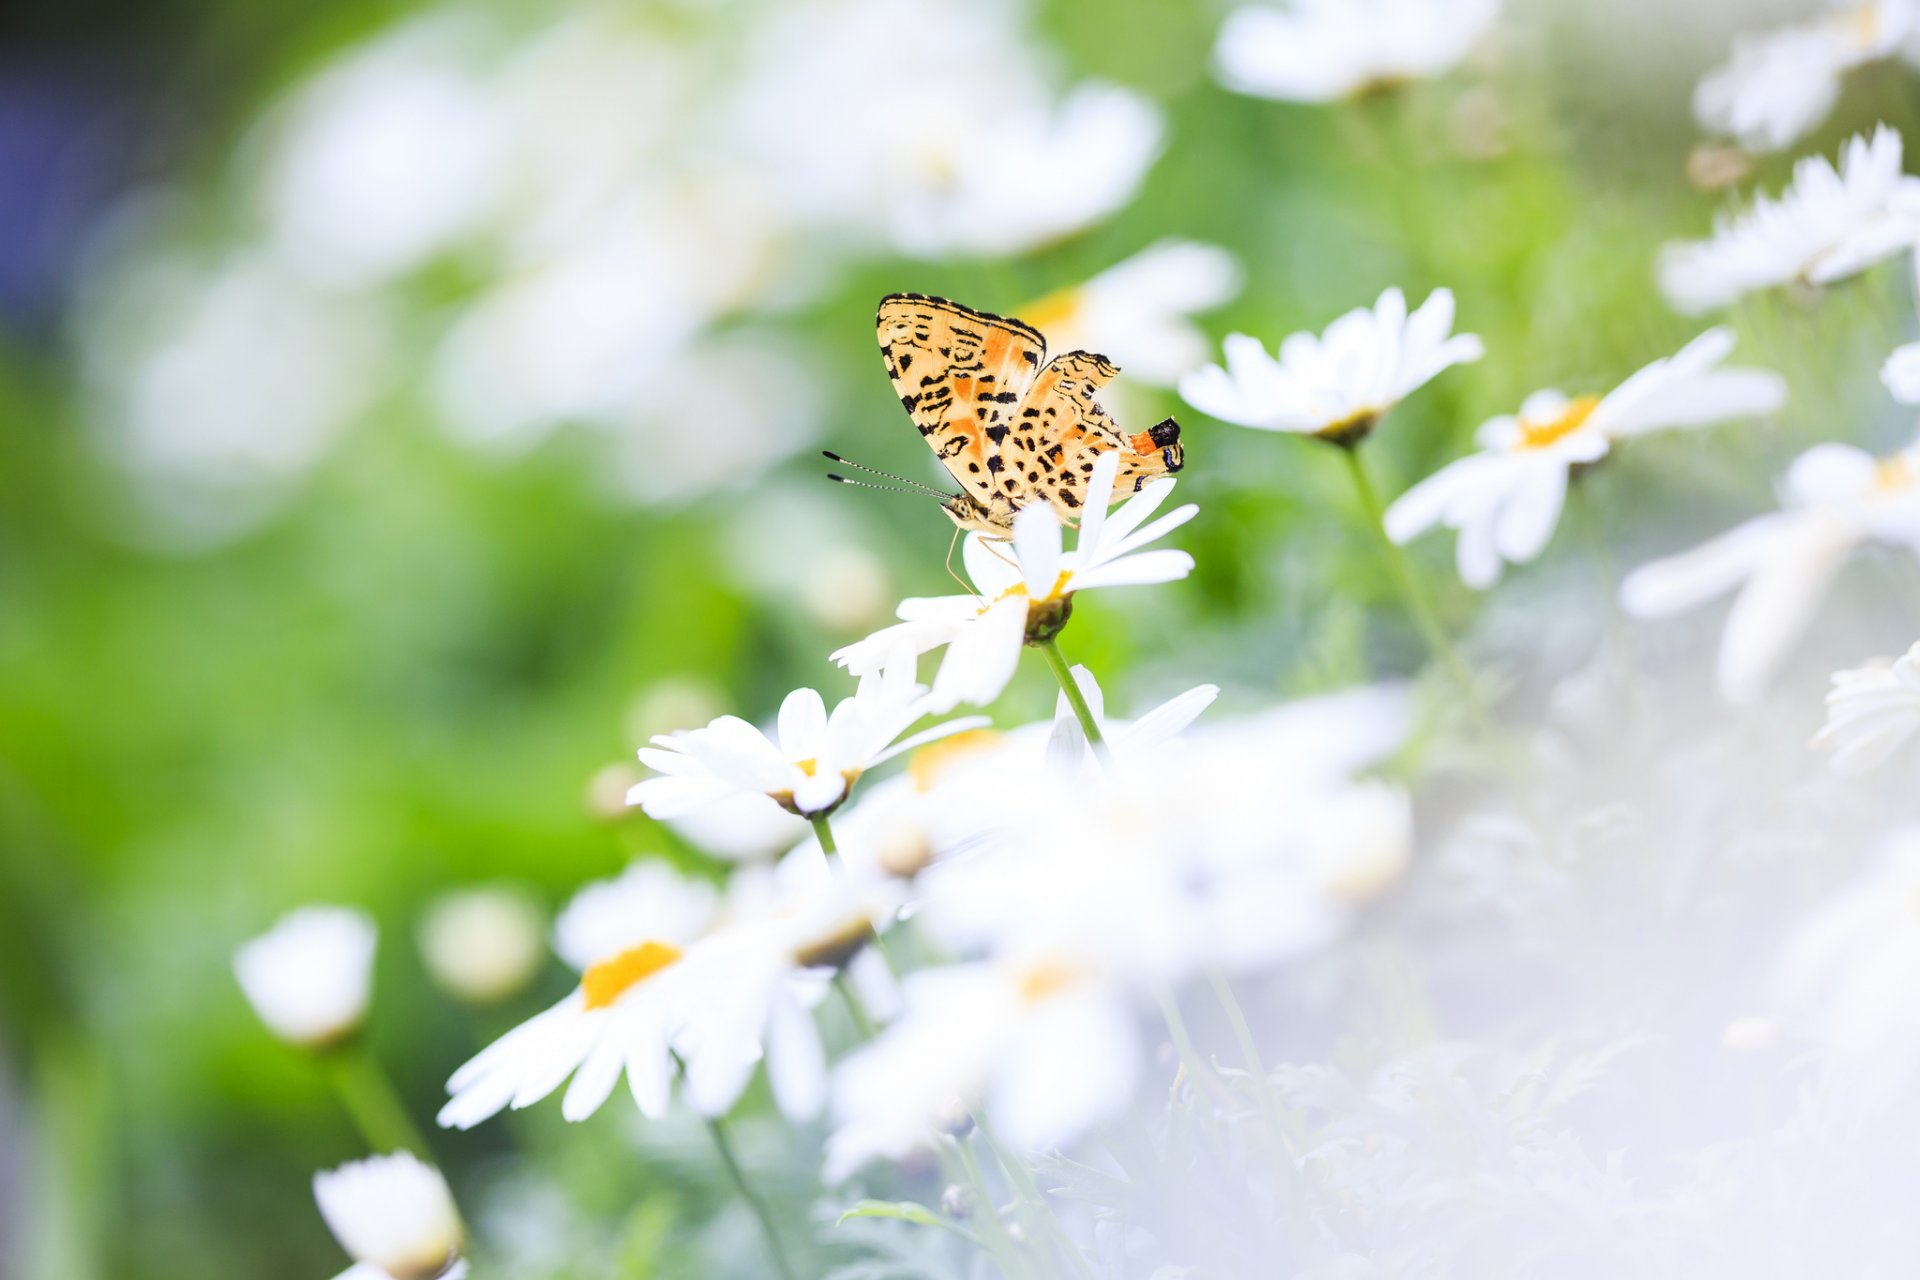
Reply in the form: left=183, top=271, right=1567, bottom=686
left=809, top=813, right=839, bottom=859
left=1151, top=982, right=1207, bottom=1106
left=951, top=1133, right=1036, bottom=1280
left=322, top=1041, right=430, bottom=1156
left=1034, top=636, right=1116, bottom=768
left=970, top=1115, right=1097, bottom=1280
left=1339, top=446, right=1482, bottom=710
left=705, top=1115, right=800, bottom=1280
left=834, top=972, right=877, bottom=1040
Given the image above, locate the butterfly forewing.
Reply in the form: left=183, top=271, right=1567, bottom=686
left=1009, top=351, right=1185, bottom=519
left=877, top=294, right=1047, bottom=519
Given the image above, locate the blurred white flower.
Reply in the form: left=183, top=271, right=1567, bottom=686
left=1021, top=241, right=1243, bottom=388
left=313, top=1152, right=464, bottom=1280
left=1043, top=663, right=1220, bottom=775
left=418, top=886, right=545, bottom=1006
left=1622, top=438, right=1920, bottom=702
left=628, top=666, right=986, bottom=819
left=1384, top=329, right=1786, bottom=586
left=1301, top=779, right=1415, bottom=902
left=1214, top=0, right=1500, bottom=102
left=259, top=15, right=505, bottom=286
left=824, top=959, right=1140, bottom=1180
left=884, top=83, right=1163, bottom=259
left=551, top=860, right=716, bottom=972
left=1694, top=0, right=1911, bottom=154
left=1659, top=126, right=1920, bottom=314
left=1883, top=341, right=1920, bottom=401
left=832, top=454, right=1198, bottom=711
left=233, top=906, right=377, bottom=1049
left=1777, top=829, right=1920, bottom=1104
left=1179, top=287, right=1483, bottom=445
left=1813, top=642, right=1920, bottom=772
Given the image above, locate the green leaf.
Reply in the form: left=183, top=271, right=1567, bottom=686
left=834, top=1200, right=984, bottom=1247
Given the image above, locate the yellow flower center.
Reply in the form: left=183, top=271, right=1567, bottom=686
left=909, top=728, right=1004, bottom=791
left=1875, top=454, right=1916, bottom=492
left=794, top=757, right=819, bottom=777
left=1515, top=395, right=1601, bottom=451
left=581, top=940, right=683, bottom=1010
left=1017, top=961, right=1084, bottom=1005
left=1020, top=285, right=1086, bottom=339
left=1839, top=1, right=1881, bottom=48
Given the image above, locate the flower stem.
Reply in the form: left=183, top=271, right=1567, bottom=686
left=1034, top=636, right=1116, bottom=768
left=322, top=1041, right=430, bottom=1156
left=1338, top=447, right=1482, bottom=710
left=704, top=1114, right=800, bottom=1280
left=809, top=813, right=839, bottom=859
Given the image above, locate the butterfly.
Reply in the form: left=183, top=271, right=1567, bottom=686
left=867, top=292, right=1184, bottom=536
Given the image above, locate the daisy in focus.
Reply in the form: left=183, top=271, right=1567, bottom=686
left=313, top=1151, right=465, bottom=1280
left=1178, top=287, right=1484, bottom=446
left=1622, top=437, right=1920, bottom=703
left=1384, top=328, right=1787, bottom=587
left=1813, top=641, right=1920, bottom=772
left=1213, top=0, right=1500, bottom=103
left=626, top=664, right=985, bottom=821
left=1659, top=126, right=1920, bottom=314
left=1021, top=241, right=1244, bottom=388
left=1694, top=0, right=1912, bottom=154
left=831, top=452, right=1198, bottom=711
left=234, top=905, right=378, bottom=1050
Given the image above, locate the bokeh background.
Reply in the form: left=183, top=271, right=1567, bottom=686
left=3, top=0, right=1916, bottom=1276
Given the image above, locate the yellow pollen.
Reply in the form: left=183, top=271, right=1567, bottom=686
left=581, top=940, right=682, bottom=1010
left=1019, top=285, right=1086, bottom=339
left=1017, top=962, right=1083, bottom=1004
left=909, top=728, right=1004, bottom=791
left=1876, top=454, right=1916, bottom=491
left=1515, top=395, right=1602, bottom=450
left=794, top=757, right=819, bottom=777
left=1046, top=570, right=1073, bottom=600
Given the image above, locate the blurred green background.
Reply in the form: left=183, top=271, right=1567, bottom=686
left=1, top=0, right=1914, bottom=1275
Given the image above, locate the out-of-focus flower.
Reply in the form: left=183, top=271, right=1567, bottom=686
left=628, top=666, right=986, bottom=819
left=313, top=1152, right=464, bottom=1280
left=551, top=860, right=716, bottom=973
left=1622, top=438, right=1920, bottom=702
left=832, top=454, right=1198, bottom=710
left=1043, top=663, right=1220, bottom=774
left=1301, top=779, right=1415, bottom=902
left=418, top=886, right=545, bottom=1006
left=884, top=83, right=1163, bottom=259
left=1179, top=288, right=1483, bottom=446
left=1813, top=642, right=1920, bottom=772
left=258, top=15, right=505, bottom=287
left=1213, top=0, right=1500, bottom=103
left=1883, top=341, right=1920, bottom=401
left=234, top=906, right=377, bottom=1050
left=824, top=959, right=1141, bottom=1180
left=1694, top=0, right=1912, bottom=154
left=1659, top=126, right=1920, bottom=314
left=1384, top=329, right=1786, bottom=586
left=1777, top=829, right=1920, bottom=1103
left=1021, top=241, right=1243, bottom=388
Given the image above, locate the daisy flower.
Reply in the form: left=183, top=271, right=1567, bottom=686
left=418, top=886, right=545, bottom=1007
left=1813, top=642, right=1920, bottom=773
left=313, top=1152, right=464, bottom=1280
left=1622, top=437, right=1920, bottom=703
left=1383, top=328, right=1787, bottom=587
left=1213, top=0, right=1500, bottom=103
left=550, top=858, right=716, bottom=972
left=831, top=452, right=1198, bottom=711
left=626, top=664, right=985, bottom=820
left=1694, top=1, right=1912, bottom=154
left=234, top=906, right=377, bottom=1050
left=1658, top=126, right=1920, bottom=314
left=1021, top=240, right=1244, bottom=388
left=1179, top=287, right=1484, bottom=446
left=1043, top=662, right=1221, bottom=774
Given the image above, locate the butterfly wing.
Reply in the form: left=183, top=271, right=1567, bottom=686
left=877, top=294, right=1047, bottom=521
left=1007, top=350, right=1185, bottom=520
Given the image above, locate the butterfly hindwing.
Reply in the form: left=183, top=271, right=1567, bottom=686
left=877, top=294, right=1047, bottom=514
left=1008, top=351, right=1185, bottom=520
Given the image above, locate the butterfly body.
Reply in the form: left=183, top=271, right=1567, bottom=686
left=876, top=293, right=1184, bottom=536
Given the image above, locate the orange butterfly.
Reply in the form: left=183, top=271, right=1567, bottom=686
left=858, top=293, right=1184, bottom=536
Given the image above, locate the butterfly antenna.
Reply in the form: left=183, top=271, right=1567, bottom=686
left=822, top=450, right=951, bottom=497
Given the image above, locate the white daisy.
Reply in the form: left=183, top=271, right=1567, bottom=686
left=417, top=886, right=545, bottom=1006
left=1659, top=125, right=1920, bottom=314
left=550, top=859, right=716, bottom=972
left=626, top=664, right=985, bottom=820
left=1813, top=642, right=1920, bottom=773
left=1043, top=662, right=1221, bottom=774
left=1021, top=241, right=1244, bottom=388
left=1383, top=328, right=1787, bottom=587
left=1178, top=287, right=1484, bottom=446
left=1622, top=437, right=1920, bottom=702
left=313, top=1152, right=464, bottom=1280
left=233, top=906, right=377, bottom=1050
left=1694, top=1, right=1912, bottom=154
left=831, top=453, right=1198, bottom=711
left=1213, top=0, right=1500, bottom=103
